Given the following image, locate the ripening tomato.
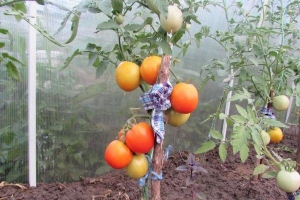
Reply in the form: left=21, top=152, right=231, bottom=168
left=125, top=154, right=149, bottom=179
left=277, top=169, right=300, bottom=193
left=166, top=108, right=190, bottom=127
left=104, top=140, right=133, bottom=169
left=125, top=122, right=154, bottom=154
left=170, top=83, right=199, bottom=114
left=140, top=56, right=162, bottom=85
left=115, top=61, right=140, bottom=92
left=272, top=95, right=290, bottom=111
left=267, top=127, right=283, bottom=143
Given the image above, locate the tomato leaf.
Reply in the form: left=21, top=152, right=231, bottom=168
left=253, top=164, right=269, bottom=175
left=65, top=11, right=81, bottom=44
left=230, top=115, right=247, bottom=124
left=250, top=127, right=263, bottom=147
left=96, top=20, right=120, bottom=30
left=111, top=0, right=123, bottom=13
left=262, top=171, right=277, bottom=179
left=61, top=49, right=82, bottom=70
left=152, top=0, right=168, bottom=18
left=210, top=129, right=223, bottom=140
left=218, top=143, right=227, bottom=162
left=6, top=61, right=20, bottom=81
left=195, top=140, right=216, bottom=154
left=262, top=118, right=288, bottom=128
left=236, top=105, right=248, bottom=119
left=239, top=145, right=249, bottom=163
left=157, top=40, right=172, bottom=55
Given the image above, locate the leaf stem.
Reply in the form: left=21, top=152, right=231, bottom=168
left=0, top=0, right=35, bottom=7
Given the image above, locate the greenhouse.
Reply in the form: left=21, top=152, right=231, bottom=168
left=0, top=0, right=300, bottom=199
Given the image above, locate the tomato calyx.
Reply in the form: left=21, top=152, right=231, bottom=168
left=279, top=159, right=297, bottom=172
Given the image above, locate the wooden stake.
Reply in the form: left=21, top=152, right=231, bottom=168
left=150, top=55, right=171, bottom=200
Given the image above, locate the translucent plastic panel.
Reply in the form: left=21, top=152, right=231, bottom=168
left=0, top=10, right=29, bottom=182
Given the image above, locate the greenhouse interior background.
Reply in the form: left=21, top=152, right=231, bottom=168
left=0, top=0, right=299, bottom=187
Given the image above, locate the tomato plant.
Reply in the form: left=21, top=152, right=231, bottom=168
left=277, top=169, right=300, bottom=193
left=104, top=140, right=133, bottom=169
left=115, top=61, right=141, bottom=92
left=140, top=56, right=162, bottom=85
left=125, top=154, right=149, bottom=179
left=166, top=108, right=190, bottom=127
left=170, top=83, right=199, bottom=114
left=272, top=95, right=290, bottom=111
left=125, top=122, right=154, bottom=154
left=267, top=127, right=283, bottom=143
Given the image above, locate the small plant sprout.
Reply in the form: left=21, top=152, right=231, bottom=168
left=176, top=153, right=208, bottom=200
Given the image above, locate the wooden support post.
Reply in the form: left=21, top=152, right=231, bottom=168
left=151, top=55, right=171, bottom=200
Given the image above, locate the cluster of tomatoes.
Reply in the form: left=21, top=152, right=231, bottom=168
left=260, top=94, right=290, bottom=145
left=105, top=55, right=199, bottom=179
left=104, top=122, right=154, bottom=179
left=115, top=55, right=199, bottom=127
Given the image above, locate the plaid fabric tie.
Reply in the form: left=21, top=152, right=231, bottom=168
left=139, top=81, right=173, bottom=143
left=260, top=107, right=276, bottom=119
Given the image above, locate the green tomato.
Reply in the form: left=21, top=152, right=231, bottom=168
left=277, top=170, right=300, bottom=193
left=159, top=5, right=183, bottom=33
left=166, top=108, right=190, bottom=127
left=273, top=95, right=290, bottom=111
left=115, top=14, right=124, bottom=25
left=261, top=130, right=270, bottom=145
left=125, top=154, right=148, bottom=179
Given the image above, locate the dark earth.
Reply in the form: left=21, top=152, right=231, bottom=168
left=0, top=125, right=298, bottom=200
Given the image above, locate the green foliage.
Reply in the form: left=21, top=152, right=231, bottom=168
left=56, top=0, right=208, bottom=71
left=0, top=28, right=24, bottom=81
left=194, top=0, right=300, bottom=169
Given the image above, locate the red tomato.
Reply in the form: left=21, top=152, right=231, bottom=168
left=104, top=140, right=133, bottom=169
left=125, top=122, right=154, bottom=154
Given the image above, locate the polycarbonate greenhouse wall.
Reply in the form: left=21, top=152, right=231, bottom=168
left=0, top=0, right=298, bottom=185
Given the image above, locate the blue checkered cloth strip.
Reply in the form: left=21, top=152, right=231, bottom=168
left=260, top=107, right=276, bottom=119
left=139, top=81, right=173, bottom=143
left=287, top=190, right=300, bottom=200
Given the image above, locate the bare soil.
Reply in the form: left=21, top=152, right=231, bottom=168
left=0, top=125, right=298, bottom=200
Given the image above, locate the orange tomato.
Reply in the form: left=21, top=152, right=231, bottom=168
left=267, top=127, right=283, bottom=143
left=170, top=83, right=199, bottom=114
left=125, top=122, right=154, bottom=154
left=140, top=56, right=162, bottom=85
left=104, top=140, right=133, bottom=169
left=115, top=61, right=140, bottom=92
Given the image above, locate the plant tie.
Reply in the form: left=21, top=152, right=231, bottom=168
left=138, top=145, right=172, bottom=186
left=139, top=81, right=173, bottom=143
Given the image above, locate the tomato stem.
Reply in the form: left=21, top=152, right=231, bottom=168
left=169, top=68, right=181, bottom=83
